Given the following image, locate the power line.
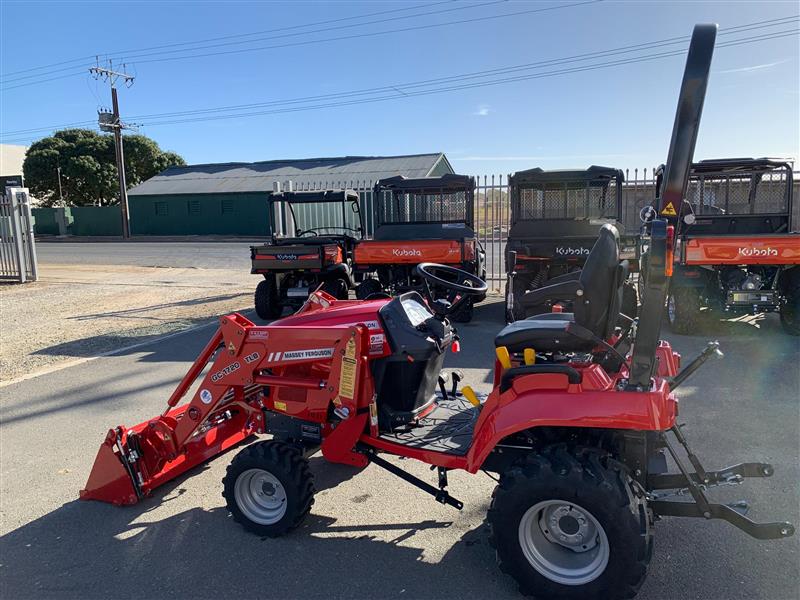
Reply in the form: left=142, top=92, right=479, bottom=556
left=0, top=0, right=596, bottom=90
left=0, top=0, right=455, bottom=78
left=0, top=1, right=501, bottom=85
left=134, top=30, right=800, bottom=129
left=3, top=18, right=796, bottom=139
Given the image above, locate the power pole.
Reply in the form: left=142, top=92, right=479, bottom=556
left=90, top=60, right=135, bottom=238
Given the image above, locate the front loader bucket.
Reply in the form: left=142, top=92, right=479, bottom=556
left=80, top=428, right=139, bottom=505
left=80, top=401, right=258, bottom=506
left=80, top=316, right=267, bottom=506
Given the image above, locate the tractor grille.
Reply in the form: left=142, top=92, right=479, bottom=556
left=517, top=180, right=620, bottom=220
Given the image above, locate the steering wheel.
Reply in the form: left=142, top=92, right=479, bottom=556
left=415, top=263, right=488, bottom=317
left=298, top=229, right=319, bottom=237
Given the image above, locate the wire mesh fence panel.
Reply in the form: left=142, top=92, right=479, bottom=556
left=0, top=188, right=37, bottom=282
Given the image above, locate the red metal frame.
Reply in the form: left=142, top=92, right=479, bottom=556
left=82, top=291, right=681, bottom=506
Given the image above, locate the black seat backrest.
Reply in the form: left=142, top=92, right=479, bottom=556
left=574, top=224, right=621, bottom=337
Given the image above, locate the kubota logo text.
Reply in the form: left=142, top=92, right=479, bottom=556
left=393, top=248, right=422, bottom=257
left=555, top=247, right=590, bottom=256
left=277, top=254, right=298, bottom=260
left=738, top=247, right=778, bottom=257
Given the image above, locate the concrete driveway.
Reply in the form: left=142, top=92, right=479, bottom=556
left=1, top=301, right=797, bottom=599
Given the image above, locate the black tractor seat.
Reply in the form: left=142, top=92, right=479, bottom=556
left=496, top=224, right=627, bottom=354
left=494, top=317, right=593, bottom=353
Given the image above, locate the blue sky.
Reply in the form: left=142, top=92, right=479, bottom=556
left=1, top=1, right=798, bottom=176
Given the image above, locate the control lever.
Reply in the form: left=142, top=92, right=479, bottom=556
left=668, top=341, right=724, bottom=390
left=450, top=370, right=463, bottom=397
left=437, top=372, right=450, bottom=399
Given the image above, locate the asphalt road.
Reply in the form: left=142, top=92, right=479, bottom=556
left=34, top=239, right=510, bottom=285
left=1, top=301, right=798, bottom=600
left=36, top=241, right=256, bottom=270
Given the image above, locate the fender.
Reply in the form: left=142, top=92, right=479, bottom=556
left=465, top=367, right=678, bottom=472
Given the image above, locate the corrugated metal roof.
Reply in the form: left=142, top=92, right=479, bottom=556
left=129, top=153, right=450, bottom=196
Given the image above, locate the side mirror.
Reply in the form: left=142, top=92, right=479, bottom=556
left=507, top=250, right=517, bottom=273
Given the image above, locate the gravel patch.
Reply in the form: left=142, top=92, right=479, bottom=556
left=0, top=263, right=256, bottom=382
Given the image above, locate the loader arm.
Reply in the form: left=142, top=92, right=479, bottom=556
left=81, top=312, right=373, bottom=505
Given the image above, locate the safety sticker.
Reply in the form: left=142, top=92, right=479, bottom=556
left=274, top=401, right=287, bottom=412
left=199, top=389, right=213, bottom=405
left=369, top=333, right=385, bottom=354
left=248, top=330, right=269, bottom=339
left=281, top=348, right=335, bottom=361
left=338, top=337, right=357, bottom=400
left=661, top=202, right=677, bottom=217
left=369, top=401, right=378, bottom=427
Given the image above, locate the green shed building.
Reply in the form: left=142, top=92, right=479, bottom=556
left=127, top=153, right=453, bottom=236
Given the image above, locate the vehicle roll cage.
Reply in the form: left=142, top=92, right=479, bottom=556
left=654, top=158, right=794, bottom=218
left=373, top=174, right=475, bottom=228
left=269, top=189, right=365, bottom=239
left=508, top=166, right=624, bottom=225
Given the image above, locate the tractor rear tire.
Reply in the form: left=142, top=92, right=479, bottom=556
left=255, top=277, right=282, bottom=320
left=321, top=278, right=349, bottom=300
left=780, top=285, right=800, bottom=336
left=356, top=277, right=383, bottom=300
left=223, top=441, right=315, bottom=537
left=667, top=287, right=702, bottom=335
left=488, top=445, right=652, bottom=600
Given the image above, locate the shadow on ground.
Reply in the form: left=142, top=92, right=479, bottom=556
left=0, top=457, right=500, bottom=600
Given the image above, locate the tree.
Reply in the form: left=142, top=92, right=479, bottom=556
left=23, top=129, right=185, bottom=206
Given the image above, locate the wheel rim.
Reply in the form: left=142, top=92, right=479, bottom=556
left=518, top=500, right=610, bottom=586
left=667, top=294, right=677, bottom=324
left=234, top=468, right=288, bottom=525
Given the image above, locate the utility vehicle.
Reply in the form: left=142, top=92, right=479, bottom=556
left=81, top=26, right=794, bottom=600
left=250, top=189, right=364, bottom=318
left=505, top=166, right=638, bottom=321
left=352, top=174, right=486, bottom=322
left=644, top=158, right=799, bottom=334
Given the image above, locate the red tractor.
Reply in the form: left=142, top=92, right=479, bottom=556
left=80, top=25, right=794, bottom=599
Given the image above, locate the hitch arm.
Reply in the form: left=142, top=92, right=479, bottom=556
left=648, top=462, right=775, bottom=489
left=650, top=500, right=795, bottom=540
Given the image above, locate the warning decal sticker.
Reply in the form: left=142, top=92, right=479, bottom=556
left=661, top=202, right=677, bottom=217
left=338, top=337, right=357, bottom=401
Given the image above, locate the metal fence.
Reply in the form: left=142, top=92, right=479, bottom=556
left=1, top=188, right=38, bottom=283
left=264, top=169, right=799, bottom=291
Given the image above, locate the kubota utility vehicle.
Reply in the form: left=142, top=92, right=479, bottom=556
left=505, top=166, right=638, bottom=321
left=81, top=26, right=795, bottom=600
left=642, top=158, right=799, bottom=334
left=353, top=174, right=486, bottom=322
left=250, top=189, right=364, bottom=318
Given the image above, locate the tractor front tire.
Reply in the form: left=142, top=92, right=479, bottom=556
left=356, top=277, right=383, bottom=300
left=223, top=441, right=315, bottom=537
left=488, top=445, right=652, bottom=600
left=667, top=287, right=702, bottom=335
left=255, top=277, right=282, bottom=320
left=780, top=284, right=800, bottom=336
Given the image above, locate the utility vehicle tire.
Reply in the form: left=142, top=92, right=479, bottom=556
left=223, top=441, right=315, bottom=537
left=255, top=277, right=282, bottom=320
left=488, top=445, right=652, bottom=600
left=667, top=287, right=703, bottom=335
left=356, top=278, right=383, bottom=300
left=450, top=297, right=474, bottom=323
left=780, top=285, right=800, bottom=336
left=321, top=278, right=349, bottom=300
